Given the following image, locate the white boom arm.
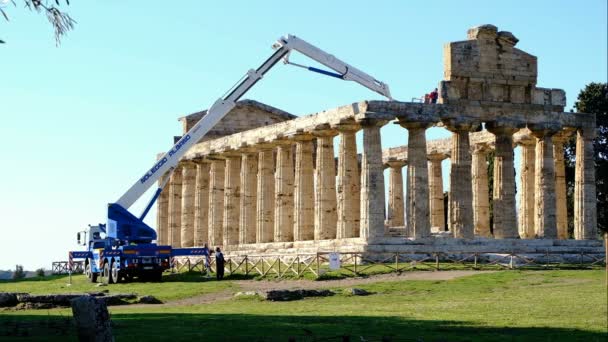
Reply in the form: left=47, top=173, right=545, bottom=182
left=116, top=34, right=392, bottom=210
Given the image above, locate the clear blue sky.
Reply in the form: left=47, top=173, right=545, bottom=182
left=0, top=1, right=606, bottom=270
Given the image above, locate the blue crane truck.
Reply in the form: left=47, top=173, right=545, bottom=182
left=68, top=34, right=392, bottom=284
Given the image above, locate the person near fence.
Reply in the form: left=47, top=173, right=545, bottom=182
left=215, top=247, right=225, bottom=280
left=202, top=243, right=211, bottom=278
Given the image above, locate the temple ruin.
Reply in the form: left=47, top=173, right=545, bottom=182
left=155, top=25, right=602, bottom=257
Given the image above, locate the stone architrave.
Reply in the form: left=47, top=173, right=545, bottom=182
left=257, top=147, right=275, bottom=243
left=517, top=133, right=536, bottom=239
left=180, top=161, right=197, bottom=247
left=446, top=124, right=474, bottom=239
left=193, top=160, right=210, bottom=246
left=335, top=123, right=361, bottom=238
left=471, top=144, right=491, bottom=237
left=156, top=172, right=170, bottom=245
left=313, top=130, right=338, bottom=240
left=293, top=136, right=315, bottom=241
left=386, top=159, right=406, bottom=227
left=553, top=134, right=569, bottom=239
left=274, top=143, right=294, bottom=242
left=487, top=123, right=518, bottom=239
left=574, top=128, right=597, bottom=240
left=400, top=121, right=431, bottom=239
left=530, top=126, right=558, bottom=239
left=359, top=119, right=387, bottom=239
left=239, top=152, right=258, bottom=244
left=167, top=165, right=183, bottom=247
left=223, top=155, right=241, bottom=246
left=427, top=153, right=445, bottom=233
left=208, top=159, right=225, bottom=247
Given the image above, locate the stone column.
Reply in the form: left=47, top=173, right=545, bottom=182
left=574, top=128, right=597, bottom=240
left=531, top=126, right=558, bottom=239
left=359, top=119, right=387, bottom=239
left=471, top=144, right=491, bottom=237
left=553, top=134, right=568, bottom=239
left=293, top=136, right=315, bottom=241
left=193, top=160, right=210, bottom=246
left=223, top=154, right=241, bottom=246
left=427, top=153, right=446, bottom=233
left=335, top=123, right=361, bottom=238
left=386, top=159, right=406, bottom=227
left=487, top=123, right=518, bottom=238
left=167, top=165, right=183, bottom=247
left=314, top=130, right=338, bottom=240
left=446, top=125, right=474, bottom=238
left=517, top=133, right=536, bottom=239
left=399, top=122, right=431, bottom=239
left=274, top=142, right=294, bottom=242
left=239, top=151, right=257, bottom=244
left=156, top=172, right=170, bottom=245
left=180, top=161, right=197, bottom=247
left=256, top=147, right=275, bottom=243
left=208, top=159, right=225, bottom=247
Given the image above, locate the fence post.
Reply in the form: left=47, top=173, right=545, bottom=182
left=474, top=253, right=478, bottom=269
left=245, top=256, right=249, bottom=276
left=297, top=256, right=301, bottom=277
left=435, top=253, right=439, bottom=270
left=277, top=256, right=281, bottom=278
left=354, top=254, right=358, bottom=275
left=316, top=253, right=320, bottom=278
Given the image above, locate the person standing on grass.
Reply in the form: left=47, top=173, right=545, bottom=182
left=201, top=243, right=211, bottom=278
left=215, top=247, right=225, bottom=280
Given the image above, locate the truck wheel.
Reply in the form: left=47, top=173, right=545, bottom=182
left=86, top=262, right=97, bottom=283
left=111, top=261, right=120, bottom=284
left=102, top=262, right=113, bottom=285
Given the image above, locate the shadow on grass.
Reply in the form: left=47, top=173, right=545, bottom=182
left=1, top=313, right=606, bottom=342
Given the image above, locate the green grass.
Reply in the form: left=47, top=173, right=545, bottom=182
left=1, top=270, right=607, bottom=341
left=0, top=272, right=234, bottom=302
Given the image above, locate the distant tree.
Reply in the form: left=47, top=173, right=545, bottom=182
left=564, top=82, right=608, bottom=236
left=35, top=268, right=45, bottom=277
left=12, top=264, right=25, bottom=280
left=0, top=0, right=75, bottom=45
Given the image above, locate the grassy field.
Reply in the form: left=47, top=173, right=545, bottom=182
left=1, top=270, right=607, bottom=341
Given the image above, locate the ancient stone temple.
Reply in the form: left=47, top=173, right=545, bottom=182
left=156, top=25, right=601, bottom=256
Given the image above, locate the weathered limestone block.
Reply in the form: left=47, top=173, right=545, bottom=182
left=531, top=125, right=558, bottom=239
left=167, top=166, right=183, bottom=247
left=574, top=128, right=597, bottom=240
left=208, top=159, right=225, bottom=247
left=360, top=119, right=387, bottom=239
left=193, top=160, right=210, bottom=246
left=156, top=172, right=169, bottom=245
left=223, top=155, right=241, bottom=246
left=553, top=134, right=569, bottom=239
left=400, top=121, right=431, bottom=239
left=71, top=296, right=113, bottom=342
left=314, top=130, right=338, bottom=240
left=336, top=124, right=361, bottom=238
left=446, top=123, right=475, bottom=238
left=516, top=132, right=536, bottom=239
left=274, top=143, right=294, bottom=242
left=471, top=143, right=491, bottom=237
left=180, top=162, right=197, bottom=247
left=257, top=148, right=275, bottom=243
left=293, top=136, right=315, bottom=241
left=239, top=152, right=257, bottom=244
left=386, top=159, right=406, bottom=228
left=487, top=123, right=518, bottom=238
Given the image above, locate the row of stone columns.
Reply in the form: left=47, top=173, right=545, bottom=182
left=157, top=119, right=389, bottom=247
left=158, top=121, right=597, bottom=245
left=383, top=124, right=596, bottom=240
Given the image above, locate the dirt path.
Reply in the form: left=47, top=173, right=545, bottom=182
left=126, top=270, right=493, bottom=308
